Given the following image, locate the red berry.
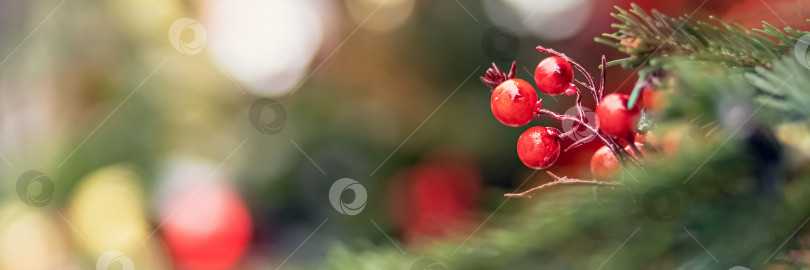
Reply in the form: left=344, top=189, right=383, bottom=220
left=590, top=146, right=618, bottom=181
left=596, top=93, right=641, bottom=139
left=563, top=83, right=577, bottom=96
left=517, top=127, right=561, bottom=170
left=641, top=87, right=669, bottom=111
left=590, top=143, right=645, bottom=181
left=490, top=79, right=539, bottom=127
left=534, top=56, right=574, bottom=95
left=641, top=87, right=655, bottom=110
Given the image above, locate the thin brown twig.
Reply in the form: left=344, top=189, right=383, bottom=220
left=504, top=171, right=622, bottom=198
left=626, top=133, right=645, bottom=159
left=599, top=55, right=607, bottom=101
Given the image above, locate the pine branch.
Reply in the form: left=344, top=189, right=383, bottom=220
left=745, top=55, right=810, bottom=118
left=597, top=4, right=810, bottom=69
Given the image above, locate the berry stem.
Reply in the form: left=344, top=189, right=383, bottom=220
left=533, top=48, right=642, bottom=167
left=558, top=91, right=587, bottom=139
left=599, top=55, right=606, bottom=101
left=535, top=108, right=642, bottom=167
left=504, top=171, right=622, bottom=198
left=626, top=133, right=645, bottom=159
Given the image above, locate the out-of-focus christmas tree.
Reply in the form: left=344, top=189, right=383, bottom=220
left=323, top=4, right=810, bottom=269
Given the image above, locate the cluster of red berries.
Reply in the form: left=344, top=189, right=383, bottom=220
left=481, top=46, right=650, bottom=181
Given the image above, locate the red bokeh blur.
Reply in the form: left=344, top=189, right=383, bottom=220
left=387, top=150, right=482, bottom=245
left=161, top=187, right=253, bottom=270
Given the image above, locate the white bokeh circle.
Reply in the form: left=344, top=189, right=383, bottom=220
left=206, top=0, right=324, bottom=96
left=483, top=0, right=593, bottom=41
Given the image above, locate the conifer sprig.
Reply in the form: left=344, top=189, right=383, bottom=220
left=596, top=4, right=809, bottom=69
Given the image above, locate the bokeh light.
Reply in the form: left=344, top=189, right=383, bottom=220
left=205, top=0, right=326, bottom=96
left=484, top=0, right=594, bottom=40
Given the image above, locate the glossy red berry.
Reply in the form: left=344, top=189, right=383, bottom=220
left=490, top=79, right=540, bottom=127
left=596, top=93, right=641, bottom=139
left=563, top=83, right=578, bottom=96
left=517, top=127, right=561, bottom=170
left=534, top=56, right=574, bottom=95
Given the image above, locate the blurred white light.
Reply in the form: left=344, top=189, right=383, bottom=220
left=0, top=205, right=66, bottom=270
left=483, top=0, right=593, bottom=41
left=155, top=157, right=226, bottom=208
left=205, top=0, right=324, bottom=97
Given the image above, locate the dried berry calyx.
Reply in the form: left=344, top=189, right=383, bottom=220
left=480, top=61, right=517, bottom=90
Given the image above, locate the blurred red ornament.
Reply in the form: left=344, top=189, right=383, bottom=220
left=721, top=0, right=809, bottom=29
left=617, top=0, right=807, bottom=30
left=161, top=187, right=253, bottom=270
left=386, top=151, right=482, bottom=244
left=614, top=0, right=687, bottom=15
